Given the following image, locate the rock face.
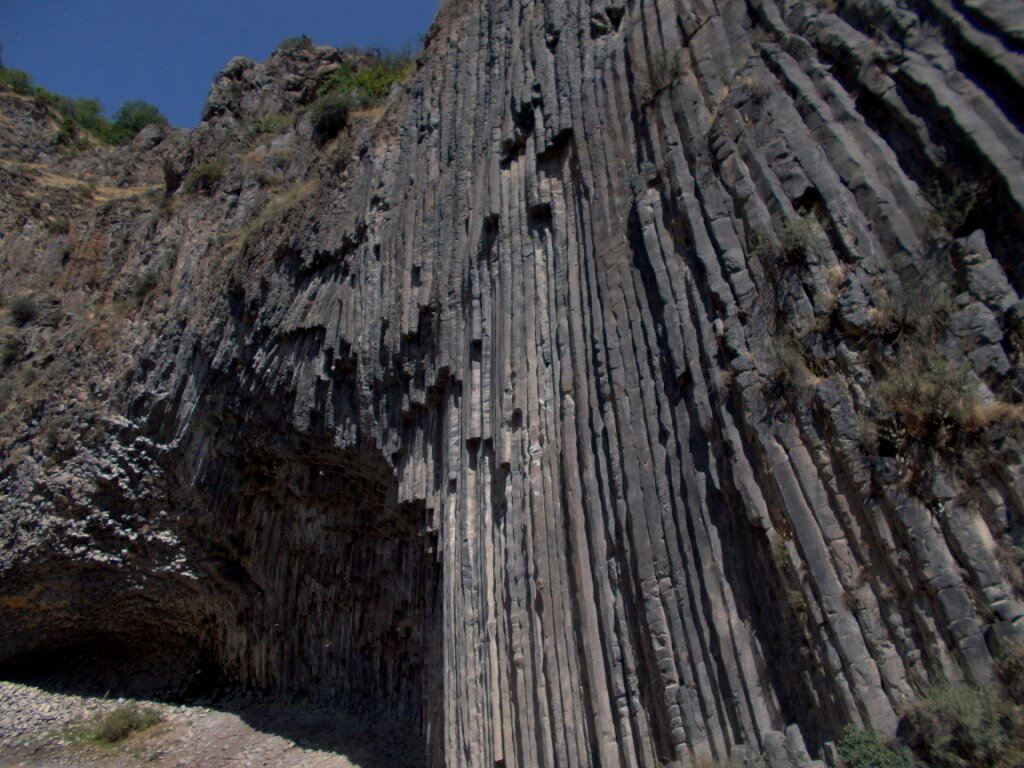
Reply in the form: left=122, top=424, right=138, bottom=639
left=1, top=0, right=1024, bottom=766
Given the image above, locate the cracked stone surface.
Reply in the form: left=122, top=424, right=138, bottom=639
left=1, top=0, right=1023, bottom=765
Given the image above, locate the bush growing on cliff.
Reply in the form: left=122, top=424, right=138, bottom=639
left=639, top=50, right=683, bottom=104
left=64, top=98, right=108, bottom=136
left=1, top=66, right=166, bottom=145
left=869, top=275, right=953, bottom=338
left=926, top=179, right=983, bottom=241
left=0, top=66, right=33, bottom=94
left=316, top=53, right=414, bottom=108
left=47, top=216, right=70, bottom=235
left=899, top=682, right=1024, bottom=768
left=183, top=161, right=227, bottom=195
left=837, top=726, right=912, bottom=768
left=7, top=296, right=36, bottom=327
left=310, top=91, right=353, bottom=142
left=771, top=330, right=813, bottom=387
left=106, top=100, right=168, bottom=144
left=1, top=336, right=21, bottom=368
left=255, top=112, right=293, bottom=135
left=873, top=345, right=976, bottom=440
left=277, top=35, right=315, bottom=53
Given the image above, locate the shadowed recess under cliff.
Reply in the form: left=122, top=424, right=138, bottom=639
left=0, top=422, right=441, bottom=758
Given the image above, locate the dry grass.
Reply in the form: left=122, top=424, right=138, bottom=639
left=963, top=400, right=1024, bottom=431
left=351, top=106, right=387, bottom=122
left=93, top=183, right=161, bottom=203
left=14, top=164, right=159, bottom=202
left=739, top=72, right=773, bottom=103
left=770, top=330, right=822, bottom=390
left=873, top=346, right=974, bottom=439
left=248, top=180, right=316, bottom=232
left=639, top=50, right=685, bottom=105
left=826, top=263, right=852, bottom=293
left=225, top=180, right=318, bottom=263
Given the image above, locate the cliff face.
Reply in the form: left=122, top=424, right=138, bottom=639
left=1, top=0, right=1023, bottom=765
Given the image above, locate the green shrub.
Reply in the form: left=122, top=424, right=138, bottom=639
left=2, top=69, right=108, bottom=140
left=47, top=217, right=70, bottom=235
left=900, top=682, right=1024, bottom=768
left=1, top=336, right=21, bottom=367
left=106, top=100, right=168, bottom=144
left=85, top=705, right=161, bottom=744
left=837, top=725, right=913, bottom=768
left=310, top=91, right=353, bottom=142
left=53, top=97, right=112, bottom=144
left=66, top=98, right=108, bottom=135
left=770, top=540, right=791, bottom=568
left=183, top=161, right=227, bottom=195
left=1, top=66, right=165, bottom=145
left=316, top=55, right=414, bottom=108
left=7, top=296, right=36, bottom=327
left=278, top=35, right=314, bottom=53
left=256, top=112, right=292, bottom=134
left=0, top=67, right=33, bottom=94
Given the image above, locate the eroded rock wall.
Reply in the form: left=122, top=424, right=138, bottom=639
left=2, top=0, right=1024, bottom=765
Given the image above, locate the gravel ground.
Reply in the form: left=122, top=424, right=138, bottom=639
left=0, top=681, right=422, bottom=767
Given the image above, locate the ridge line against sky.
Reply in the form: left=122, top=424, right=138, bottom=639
left=0, top=0, right=439, bottom=127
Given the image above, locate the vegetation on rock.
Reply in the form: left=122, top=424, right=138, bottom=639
left=316, top=53, right=414, bottom=109
left=639, top=50, right=683, bottom=104
left=255, top=112, right=293, bottom=134
left=183, top=161, right=227, bottom=195
left=0, top=65, right=167, bottom=146
left=899, top=680, right=1024, bottom=768
left=82, top=705, right=162, bottom=744
left=7, top=296, right=36, bottom=327
left=310, top=90, right=353, bottom=142
left=0, top=336, right=21, bottom=368
left=838, top=725, right=913, bottom=768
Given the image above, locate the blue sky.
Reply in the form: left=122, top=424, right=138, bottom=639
left=1, top=0, right=439, bottom=127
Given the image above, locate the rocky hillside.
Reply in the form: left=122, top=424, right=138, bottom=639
left=1, top=0, right=1023, bottom=766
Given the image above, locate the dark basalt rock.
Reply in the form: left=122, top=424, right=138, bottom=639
left=1, top=0, right=1023, bottom=765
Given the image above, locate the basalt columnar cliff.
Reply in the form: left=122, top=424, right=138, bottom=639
left=1, top=0, right=1024, bottom=765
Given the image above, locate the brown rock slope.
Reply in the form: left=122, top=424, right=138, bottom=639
left=2, top=0, right=1024, bottom=765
